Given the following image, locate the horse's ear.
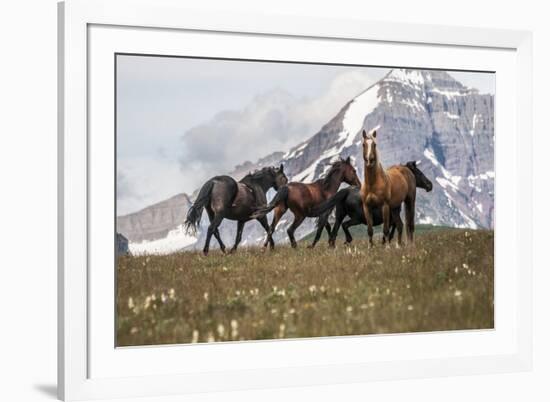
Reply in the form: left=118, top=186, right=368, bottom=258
left=372, top=130, right=377, bottom=138
left=362, top=130, right=367, bottom=139
left=279, top=163, right=284, bottom=172
left=345, top=156, right=351, bottom=164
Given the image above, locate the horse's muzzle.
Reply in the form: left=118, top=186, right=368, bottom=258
left=365, top=159, right=375, bottom=168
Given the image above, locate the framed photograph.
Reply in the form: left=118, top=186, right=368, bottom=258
left=58, top=0, right=533, bottom=400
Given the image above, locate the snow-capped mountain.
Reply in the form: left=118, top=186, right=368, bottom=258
left=117, top=68, right=494, bottom=253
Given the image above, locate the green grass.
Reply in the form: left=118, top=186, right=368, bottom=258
left=301, top=223, right=453, bottom=243
left=116, top=228, right=494, bottom=346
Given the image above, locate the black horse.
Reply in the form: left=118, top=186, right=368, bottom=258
left=312, top=161, right=432, bottom=247
left=184, top=165, right=288, bottom=255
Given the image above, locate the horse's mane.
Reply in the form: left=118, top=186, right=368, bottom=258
left=320, top=161, right=344, bottom=190
left=240, top=167, right=273, bottom=186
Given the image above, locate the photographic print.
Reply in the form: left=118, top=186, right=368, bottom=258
left=115, top=55, right=494, bottom=346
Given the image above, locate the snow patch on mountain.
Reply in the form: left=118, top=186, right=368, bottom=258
left=340, top=87, right=380, bottom=143
left=423, top=148, right=462, bottom=191
left=385, top=69, right=425, bottom=87
left=129, top=224, right=196, bottom=255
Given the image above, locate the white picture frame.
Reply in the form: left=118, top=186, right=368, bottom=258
left=58, top=0, right=533, bottom=400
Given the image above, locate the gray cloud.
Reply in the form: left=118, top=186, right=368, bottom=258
left=178, top=69, right=381, bottom=185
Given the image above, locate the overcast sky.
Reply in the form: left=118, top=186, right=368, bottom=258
left=116, top=55, right=495, bottom=215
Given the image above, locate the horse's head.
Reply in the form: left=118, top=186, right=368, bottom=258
left=340, top=156, right=362, bottom=187
left=405, top=161, right=433, bottom=192
left=362, top=128, right=379, bottom=168
left=272, top=164, right=288, bottom=190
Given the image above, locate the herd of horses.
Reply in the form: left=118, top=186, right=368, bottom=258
left=184, top=129, right=433, bottom=255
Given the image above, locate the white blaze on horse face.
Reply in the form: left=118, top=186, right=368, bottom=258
left=365, top=137, right=375, bottom=165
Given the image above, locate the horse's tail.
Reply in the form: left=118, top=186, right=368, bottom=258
left=312, top=188, right=350, bottom=228
left=250, top=185, right=289, bottom=219
left=184, top=180, right=215, bottom=235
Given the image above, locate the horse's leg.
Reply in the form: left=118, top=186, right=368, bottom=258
left=382, top=203, right=391, bottom=249
left=287, top=213, right=305, bottom=248
left=342, top=218, right=361, bottom=245
left=207, top=208, right=226, bottom=253
left=325, top=222, right=332, bottom=237
left=203, top=213, right=224, bottom=256
left=388, top=224, right=396, bottom=243
left=257, top=216, right=274, bottom=249
left=329, top=209, right=345, bottom=247
left=308, top=212, right=329, bottom=249
left=362, top=203, right=374, bottom=248
left=264, top=204, right=286, bottom=249
left=405, top=196, right=416, bottom=245
left=230, top=220, right=245, bottom=253
left=391, top=209, right=404, bottom=248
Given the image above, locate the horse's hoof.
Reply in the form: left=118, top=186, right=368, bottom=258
left=307, top=244, right=315, bottom=249
left=202, top=251, right=209, bottom=256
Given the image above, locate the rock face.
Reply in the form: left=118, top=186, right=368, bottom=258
left=116, top=233, right=129, bottom=256
left=117, top=193, right=193, bottom=243
left=117, top=68, right=494, bottom=253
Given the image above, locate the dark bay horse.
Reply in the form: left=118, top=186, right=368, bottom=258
left=184, top=165, right=288, bottom=255
left=312, top=161, right=432, bottom=247
left=361, top=129, right=419, bottom=247
left=251, top=157, right=361, bottom=249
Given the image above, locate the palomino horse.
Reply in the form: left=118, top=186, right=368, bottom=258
left=312, top=161, right=433, bottom=247
left=251, top=157, right=361, bottom=249
left=184, top=165, right=288, bottom=255
left=361, top=129, right=419, bottom=247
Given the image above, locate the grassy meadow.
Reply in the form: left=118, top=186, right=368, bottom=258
left=116, top=227, right=494, bottom=346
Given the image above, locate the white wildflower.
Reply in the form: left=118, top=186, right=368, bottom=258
left=217, top=323, right=225, bottom=338
left=144, top=296, right=151, bottom=310
left=278, top=323, right=286, bottom=338
left=230, top=320, right=239, bottom=339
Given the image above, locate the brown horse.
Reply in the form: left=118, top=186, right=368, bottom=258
left=252, top=157, right=361, bottom=248
left=360, top=129, right=417, bottom=247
